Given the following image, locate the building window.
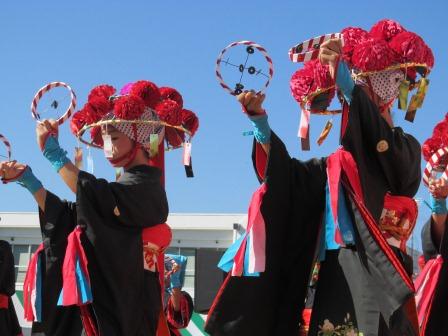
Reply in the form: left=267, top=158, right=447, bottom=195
left=11, top=244, right=39, bottom=284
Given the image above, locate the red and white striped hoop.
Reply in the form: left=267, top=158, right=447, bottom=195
left=0, top=133, right=11, bottom=161
left=31, top=81, right=77, bottom=125
left=289, top=33, right=343, bottom=63
left=423, top=146, right=448, bottom=187
left=216, top=40, right=274, bottom=96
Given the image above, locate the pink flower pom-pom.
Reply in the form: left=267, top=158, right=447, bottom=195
left=120, top=82, right=134, bottom=95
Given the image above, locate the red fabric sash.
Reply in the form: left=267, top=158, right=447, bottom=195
left=232, top=183, right=267, bottom=276
left=80, top=305, right=99, bottom=336
left=414, top=255, right=443, bottom=333
left=61, top=226, right=91, bottom=306
left=327, top=148, right=414, bottom=291
left=0, top=294, right=8, bottom=309
left=23, top=242, right=44, bottom=321
left=166, top=293, right=191, bottom=329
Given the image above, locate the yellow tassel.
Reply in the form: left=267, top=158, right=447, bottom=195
left=406, top=78, right=429, bottom=122
left=149, top=134, right=159, bottom=157
left=398, top=79, right=410, bottom=110
left=317, top=120, right=333, bottom=146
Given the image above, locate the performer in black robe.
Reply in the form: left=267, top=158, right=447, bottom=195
left=206, top=33, right=424, bottom=336
left=0, top=82, right=173, bottom=336
left=0, top=240, right=22, bottom=336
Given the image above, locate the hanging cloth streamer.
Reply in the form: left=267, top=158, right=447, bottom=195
left=218, top=183, right=267, bottom=276
left=298, top=107, right=311, bottom=150
left=23, top=243, right=45, bottom=322
left=58, top=226, right=93, bottom=307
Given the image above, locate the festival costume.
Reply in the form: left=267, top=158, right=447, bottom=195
left=21, top=81, right=199, bottom=336
left=415, top=114, right=448, bottom=335
left=206, top=19, right=431, bottom=336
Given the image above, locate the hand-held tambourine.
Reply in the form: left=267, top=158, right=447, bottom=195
left=423, top=146, right=448, bottom=187
left=216, top=40, right=274, bottom=95
left=0, top=133, right=11, bottom=161
left=288, top=33, right=343, bottom=63
left=31, top=81, right=77, bottom=125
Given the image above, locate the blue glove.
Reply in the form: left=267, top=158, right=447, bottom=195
left=336, top=60, right=354, bottom=103
left=249, top=114, right=271, bottom=144
left=430, top=194, right=447, bottom=214
left=43, top=136, right=70, bottom=172
left=17, top=166, right=43, bottom=195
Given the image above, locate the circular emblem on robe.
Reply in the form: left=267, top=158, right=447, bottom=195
left=376, top=140, right=389, bottom=152
left=113, top=206, right=121, bottom=217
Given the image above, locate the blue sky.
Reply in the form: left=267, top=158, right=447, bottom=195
left=0, top=1, right=447, bottom=250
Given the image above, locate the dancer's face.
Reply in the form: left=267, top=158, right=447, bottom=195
left=101, top=126, right=133, bottom=165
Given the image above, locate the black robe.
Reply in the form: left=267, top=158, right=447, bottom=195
left=420, top=216, right=448, bottom=335
left=0, top=240, right=22, bottom=336
left=32, top=165, right=169, bottom=336
left=205, top=86, right=421, bottom=336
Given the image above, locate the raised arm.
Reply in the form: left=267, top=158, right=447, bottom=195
left=429, top=178, right=448, bottom=247
left=36, top=119, right=80, bottom=194
left=0, top=160, right=46, bottom=211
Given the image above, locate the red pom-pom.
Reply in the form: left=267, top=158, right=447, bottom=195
left=423, top=45, right=434, bottom=69
left=70, top=110, right=87, bottom=135
left=113, top=95, right=146, bottom=120
left=433, top=120, right=448, bottom=139
left=290, top=59, right=335, bottom=105
left=181, top=109, right=199, bottom=137
left=130, top=80, right=160, bottom=109
left=370, top=19, right=406, bottom=41
left=88, top=84, right=116, bottom=102
left=89, top=96, right=113, bottom=117
left=388, top=31, right=429, bottom=65
left=159, top=87, right=183, bottom=108
left=341, top=27, right=371, bottom=65
left=90, top=126, right=104, bottom=147
left=165, top=128, right=184, bottom=148
left=351, top=39, right=397, bottom=71
left=155, top=99, right=182, bottom=125
left=422, top=137, right=443, bottom=162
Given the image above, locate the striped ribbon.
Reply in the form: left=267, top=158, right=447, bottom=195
left=422, top=147, right=448, bottom=187
left=0, top=133, right=11, bottom=161
left=216, top=40, right=274, bottom=96
left=31, top=81, right=77, bottom=125
left=288, top=33, right=343, bottom=63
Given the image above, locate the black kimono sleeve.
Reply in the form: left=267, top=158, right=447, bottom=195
left=205, top=132, right=327, bottom=336
left=342, top=85, right=421, bottom=221
left=32, top=191, right=83, bottom=336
